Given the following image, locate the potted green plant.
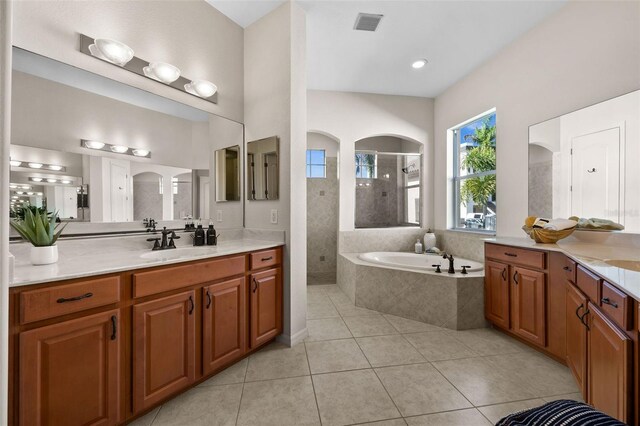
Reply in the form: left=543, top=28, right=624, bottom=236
left=10, top=206, right=67, bottom=265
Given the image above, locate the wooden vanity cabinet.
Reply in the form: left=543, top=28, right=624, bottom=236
left=566, top=282, right=588, bottom=398
left=249, top=267, right=283, bottom=348
left=484, top=260, right=510, bottom=329
left=511, top=266, right=546, bottom=347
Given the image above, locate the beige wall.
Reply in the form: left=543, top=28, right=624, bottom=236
left=12, top=0, right=244, bottom=122
left=434, top=0, right=640, bottom=237
left=244, top=2, right=308, bottom=345
left=308, top=90, right=434, bottom=231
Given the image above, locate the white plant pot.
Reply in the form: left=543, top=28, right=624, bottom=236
left=30, top=245, right=58, bottom=265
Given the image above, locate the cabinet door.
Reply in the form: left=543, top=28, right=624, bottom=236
left=203, top=277, right=247, bottom=375
left=566, top=282, right=588, bottom=398
left=19, top=309, right=120, bottom=426
left=133, top=290, right=196, bottom=412
left=512, top=266, right=546, bottom=347
left=249, top=268, right=282, bottom=348
left=587, top=302, right=631, bottom=423
left=484, top=260, right=510, bottom=329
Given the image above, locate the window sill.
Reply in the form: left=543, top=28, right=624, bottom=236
left=447, top=228, right=496, bottom=237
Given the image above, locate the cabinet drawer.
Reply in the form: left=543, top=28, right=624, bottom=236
left=600, top=281, right=632, bottom=330
left=134, top=255, right=245, bottom=298
left=250, top=249, right=281, bottom=270
left=20, top=276, right=121, bottom=324
left=485, top=244, right=545, bottom=269
left=576, top=265, right=601, bottom=303
left=562, top=256, right=577, bottom=283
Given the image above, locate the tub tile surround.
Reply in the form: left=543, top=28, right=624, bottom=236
left=9, top=228, right=285, bottom=286
left=131, top=284, right=581, bottom=425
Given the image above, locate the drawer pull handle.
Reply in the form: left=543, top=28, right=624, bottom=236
left=501, top=268, right=507, bottom=281
left=504, top=252, right=518, bottom=257
left=261, top=256, right=273, bottom=262
left=206, top=290, right=212, bottom=309
left=188, top=296, right=194, bottom=315
left=579, top=309, right=590, bottom=330
left=57, top=292, right=93, bottom=303
left=575, top=303, right=584, bottom=320
left=601, top=297, right=618, bottom=308
left=563, top=266, right=572, bottom=272
left=513, top=271, right=519, bottom=285
left=252, top=278, right=259, bottom=293
left=110, top=315, right=117, bottom=341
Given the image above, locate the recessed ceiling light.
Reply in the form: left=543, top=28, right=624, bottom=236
left=9, top=160, right=21, bottom=167
left=411, top=59, right=428, bottom=69
left=28, top=162, right=43, bottom=169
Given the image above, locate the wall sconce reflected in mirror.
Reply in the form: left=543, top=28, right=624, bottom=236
left=81, top=139, right=151, bottom=159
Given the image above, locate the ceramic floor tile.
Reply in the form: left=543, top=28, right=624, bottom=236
left=307, top=301, right=341, bottom=319
left=306, top=339, right=370, bottom=373
left=328, top=292, right=354, bottom=307
left=446, top=328, right=529, bottom=356
left=485, top=351, right=579, bottom=397
left=245, top=342, right=309, bottom=382
left=356, top=335, right=426, bottom=367
left=478, top=399, right=547, bottom=424
left=375, top=363, right=472, bottom=417
left=307, top=285, right=327, bottom=295
left=305, top=318, right=353, bottom=342
left=404, top=408, right=492, bottom=426
left=357, top=419, right=407, bottom=426
left=542, top=392, right=584, bottom=403
left=336, top=304, right=381, bottom=318
left=403, top=332, right=477, bottom=361
left=343, top=315, right=398, bottom=337
left=312, top=369, right=400, bottom=426
left=307, top=292, right=332, bottom=304
left=152, top=383, right=242, bottom=426
left=432, top=357, right=539, bottom=406
left=198, top=358, right=247, bottom=386
left=237, top=376, right=320, bottom=426
left=128, top=406, right=160, bottom=426
left=383, top=314, right=444, bottom=334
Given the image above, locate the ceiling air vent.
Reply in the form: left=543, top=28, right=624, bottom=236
left=354, top=13, right=383, bottom=32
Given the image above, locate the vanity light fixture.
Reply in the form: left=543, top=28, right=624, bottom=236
left=143, top=62, right=181, bottom=84
left=84, top=140, right=106, bottom=150
left=11, top=196, right=18, bottom=200
left=30, top=177, right=43, bottom=182
left=110, top=145, right=129, bottom=154
left=88, top=38, right=134, bottom=66
left=184, top=79, right=217, bottom=98
left=46, top=178, right=57, bottom=183
left=15, top=191, right=24, bottom=195
left=9, top=160, right=21, bottom=167
left=48, top=165, right=63, bottom=171
left=132, top=149, right=150, bottom=157
left=27, top=192, right=34, bottom=195
left=9, top=184, right=18, bottom=189
left=61, top=180, right=72, bottom=184
left=28, top=162, right=43, bottom=169
left=411, top=59, right=428, bottom=69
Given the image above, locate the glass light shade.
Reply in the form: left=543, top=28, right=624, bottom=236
left=184, top=79, right=217, bottom=98
left=9, top=184, right=17, bottom=189
left=37, top=192, right=43, bottom=196
left=30, top=178, right=43, bottom=182
left=89, top=38, right=134, bottom=66
left=28, top=163, right=43, bottom=169
left=49, top=165, right=63, bottom=171
left=132, top=149, right=150, bottom=157
left=143, top=62, right=181, bottom=84
left=110, top=145, right=129, bottom=154
left=11, top=196, right=18, bottom=200
left=27, top=192, right=34, bottom=195
left=46, top=179, right=57, bottom=183
left=61, top=180, right=71, bottom=184
left=84, top=140, right=105, bottom=150
left=9, top=160, right=21, bottom=167
left=16, top=192, right=24, bottom=195
left=412, top=59, right=427, bottom=69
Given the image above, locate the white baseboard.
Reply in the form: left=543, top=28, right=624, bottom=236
left=276, top=327, right=308, bottom=347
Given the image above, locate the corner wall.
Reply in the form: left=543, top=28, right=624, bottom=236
left=434, top=0, right=640, bottom=237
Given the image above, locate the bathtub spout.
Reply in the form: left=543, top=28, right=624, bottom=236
left=443, top=253, right=455, bottom=274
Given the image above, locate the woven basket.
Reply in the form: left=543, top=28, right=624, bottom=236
left=522, top=225, right=576, bottom=244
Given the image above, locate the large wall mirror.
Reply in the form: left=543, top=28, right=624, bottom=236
left=354, top=136, right=422, bottom=229
left=9, top=47, right=244, bottom=232
left=247, top=136, right=279, bottom=201
left=215, top=145, right=241, bottom=202
left=528, top=90, right=640, bottom=233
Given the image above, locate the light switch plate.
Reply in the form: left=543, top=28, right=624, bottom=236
left=216, top=210, right=223, bottom=222
left=270, top=209, right=278, bottom=224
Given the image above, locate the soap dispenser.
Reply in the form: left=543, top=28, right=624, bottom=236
left=206, top=221, right=217, bottom=246
left=194, top=220, right=205, bottom=246
left=414, top=239, right=423, bottom=254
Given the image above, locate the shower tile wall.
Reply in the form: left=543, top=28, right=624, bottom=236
left=355, top=157, right=401, bottom=228
left=173, top=182, right=192, bottom=220
left=528, top=161, right=552, bottom=218
left=307, top=157, right=338, bottom=284
left=133, top=181, right=163, bottom=221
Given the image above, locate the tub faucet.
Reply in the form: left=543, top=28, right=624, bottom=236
left=442, top=253, right=455, bottom=274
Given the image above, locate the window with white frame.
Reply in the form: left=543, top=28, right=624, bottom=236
left=355, top=152, right=377, bottom=179
left=451, top=110, right=496, bottom=232
left=403, top=154, right=421, bottom=225
left=306, top=149, right=326, bottom=178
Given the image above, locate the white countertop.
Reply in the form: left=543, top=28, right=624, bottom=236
left=487, top=237, right=640, bottom=301
left=10, top=234, right=284, bottom=288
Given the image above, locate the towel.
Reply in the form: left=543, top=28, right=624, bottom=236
left=543, top=218, right=577, bottom=231
left=569, top=216, right=625, bottom=230
left=532, top=217, right=550, bottom=229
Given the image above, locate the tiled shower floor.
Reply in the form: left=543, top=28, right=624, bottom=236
left=131, top=284, right=581, bottom=426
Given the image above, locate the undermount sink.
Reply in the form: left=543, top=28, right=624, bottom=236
left=140, top=247, right=215, bottom=260
left=604, top=259, right=640, bottom=272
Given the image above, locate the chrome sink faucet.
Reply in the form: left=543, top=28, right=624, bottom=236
left=147, top=227, right=180, bottom=251
left=442, top=252, right=455, bottom=274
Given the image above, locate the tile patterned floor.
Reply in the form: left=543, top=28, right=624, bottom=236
left=131, top=284, right=581, bottom=426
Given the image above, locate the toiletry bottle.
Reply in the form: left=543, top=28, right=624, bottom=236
left=424, top=230, right=436, bottom=251
left=414, top=239, right=423, bottom=254
left=207, top=221, right=217, bottom=246
left=194, top=222, right=205, bottom=246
